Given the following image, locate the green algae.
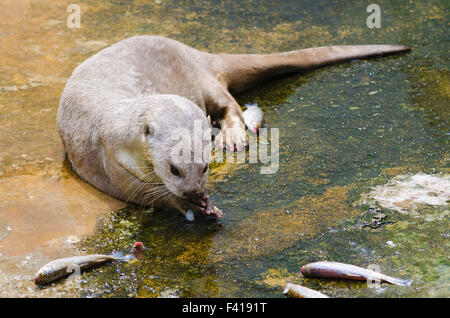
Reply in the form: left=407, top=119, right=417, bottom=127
left=72, top=0, right=448, bottom=297
left=1, top=0, right=447, bottom=297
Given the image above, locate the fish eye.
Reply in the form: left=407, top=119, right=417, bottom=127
left=170, top=164, right=180, bottom=176
left=203, top=165, right=208, bottom=174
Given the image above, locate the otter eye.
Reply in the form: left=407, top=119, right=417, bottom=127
left=203, top=165, right=208, bottom=174
left=144, top=125, right=150, bottom=136
left=144, top=123, right=154, bottom=137
left=170, top=164, right=180, bottom=176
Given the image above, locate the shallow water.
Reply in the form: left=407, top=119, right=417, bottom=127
left=0, top=0, right=448, bottom=297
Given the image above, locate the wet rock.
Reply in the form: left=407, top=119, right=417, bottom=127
left=367, top=174, right=450, bottom=214
left=158, top=288, right=179, bottom=298
left=386, top=240, right=396, bottom=247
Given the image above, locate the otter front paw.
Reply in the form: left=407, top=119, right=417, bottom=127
left=214, top=120, right=248, bottom=152
left=205, top=201, right=223, bottom=219
left=192, top=200, right=223, bottom=220
left=179, top=199, right=223, bottom=220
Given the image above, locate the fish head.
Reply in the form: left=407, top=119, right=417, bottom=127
left=34, top=275, right=42, bottom=285
left=133, top=242, right=145, bottom=251
left=34, top=269, right=55, bottom=286
left=300, top=265, right=306, bottom=274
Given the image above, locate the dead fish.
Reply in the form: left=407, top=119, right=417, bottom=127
left=282, top=283, right=329, bottom=298
left=243, top=102, right=264, bottom=134
left=34, top=253, right=124, bottom=285
left=300, top=261, right=410, bottom=286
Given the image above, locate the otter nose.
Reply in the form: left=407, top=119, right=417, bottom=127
left=183, top=190, right=205, bottom=199
left=183, top=190, right=209, bottom=206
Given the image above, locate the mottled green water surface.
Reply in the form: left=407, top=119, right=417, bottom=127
left=71, top=0, right=449, bottom=298
left=5, top=0, right=445, bottom=297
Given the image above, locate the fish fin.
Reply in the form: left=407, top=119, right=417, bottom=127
left=346, top=272, right=364, bottom=278
left=110, top=252, right=128, bottom=261
left=121, top=254, right=135, bottom=262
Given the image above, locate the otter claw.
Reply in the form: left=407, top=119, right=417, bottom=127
left=215, top=123, right=247, bottom=153
left=205, top=201, right=223, bottom=219
left=213, top=206, right=223, bottom=219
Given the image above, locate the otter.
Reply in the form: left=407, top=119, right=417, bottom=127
left=57, top=36, right=409, bottom=218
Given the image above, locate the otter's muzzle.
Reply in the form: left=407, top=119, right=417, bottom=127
left=184, top=190, right=209, bottom=207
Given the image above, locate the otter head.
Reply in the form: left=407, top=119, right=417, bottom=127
left=118, top=94, right=211, bottom=207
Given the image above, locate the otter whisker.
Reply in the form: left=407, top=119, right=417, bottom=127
left=124, top=170, right=160, bottom=192
left=141, top=185, right=170, bottom=208
left=123, top=171, right=165, bottom=204
left=123, top=177, right=148, bottom=202
left=146, top=187, right=173, bottom=207
left=139, top=188, right=158, bottom=208
left=125, top=178, right=163, bottom=203
left=118, top=162, right=162, bottom=195
left=126, top=182, right=147, bottom=205
left=140, top=187, right=160, bottom=209
left=125, top=179, right=161, bottom=205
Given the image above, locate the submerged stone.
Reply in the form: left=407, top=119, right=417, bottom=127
left=367, top=174, right=449, bottom=214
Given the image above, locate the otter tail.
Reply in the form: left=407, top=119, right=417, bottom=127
left=212, top=45, right=410, bottom=93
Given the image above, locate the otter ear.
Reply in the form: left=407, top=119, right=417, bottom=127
left=206, top=115, right=212, bottom=128
left=144, top=123, right=155, bottom=137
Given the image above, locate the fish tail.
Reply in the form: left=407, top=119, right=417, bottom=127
left=110, top=252, right=127, bottom=261
left=385, top=277, right=411, bottom=287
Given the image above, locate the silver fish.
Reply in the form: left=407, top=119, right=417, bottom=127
left=243, top=102, right=264, bottom=134
left=300, top=261, right=410, bottom=286
left=282, top=283, right=329, bottom=298
left=34, top=254, right=123, bottom=285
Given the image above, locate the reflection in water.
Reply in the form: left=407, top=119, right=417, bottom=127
left=0, top=0, right=448, bottom=297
